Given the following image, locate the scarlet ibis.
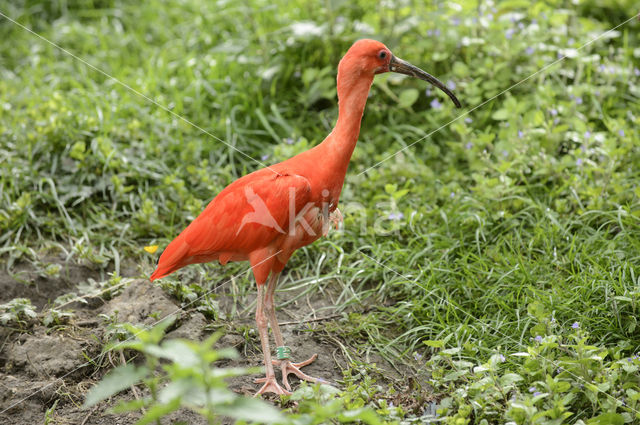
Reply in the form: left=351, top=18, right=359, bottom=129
left=150, top=39, right=460, bottom=395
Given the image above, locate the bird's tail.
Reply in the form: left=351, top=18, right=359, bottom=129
left=149, top=235, right=191, bottom=281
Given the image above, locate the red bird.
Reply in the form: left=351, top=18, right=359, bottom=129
left=151, top=39, right=460, bottom=395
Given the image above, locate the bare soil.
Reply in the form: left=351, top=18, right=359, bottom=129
left=0, top=257, right=426, bottom=424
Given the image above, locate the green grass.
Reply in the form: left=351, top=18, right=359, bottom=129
left=1, top=0, right=640, bottom=423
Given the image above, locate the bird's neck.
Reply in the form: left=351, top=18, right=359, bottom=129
left=321, top=72, right=374, bottom=168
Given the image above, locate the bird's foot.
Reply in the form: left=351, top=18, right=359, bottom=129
left=324, top=208, right=343, bottom=235
left=254, top=375, right=291, bottom=396
left=330, top=208, right=343, bottom=229
left=274, top=353, right=326, bottom=391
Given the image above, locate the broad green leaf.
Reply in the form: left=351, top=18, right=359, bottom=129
left=491, top=109, right=510, bottom=120
left=147, top=340, right=199, bottom=367
left=587, top=412, right=624, bottom=425
left=158, top=379, right=197, bottom=404
left=499, top=373, right=523, bottom=386
left=83, top=364, right=149, bottom=408
left=136, top=398, right=181, bottom=425
left=217, top=397, right=285, bottom=423
left=384, top=184, right=397, bottom=194
left=339, top=407, right=383, bottom=425
left=398, top=89, right=419, bottom=108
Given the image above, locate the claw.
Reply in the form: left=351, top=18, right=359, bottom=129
left=254, top=375, right=291, bottom=396
left=274, top=353, right=323, bottom=391
left=323, top=208, right=343, bottom=235
left=330, top=208, right=343, bottom=229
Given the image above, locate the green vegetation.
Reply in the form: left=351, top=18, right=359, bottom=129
left=1, top=0, right=639, bottom=423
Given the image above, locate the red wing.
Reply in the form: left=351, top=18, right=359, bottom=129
left=150, top=170, right=312, bottom=280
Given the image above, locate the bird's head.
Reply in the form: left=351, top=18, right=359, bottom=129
left=339, top=39, right=461, bottom=108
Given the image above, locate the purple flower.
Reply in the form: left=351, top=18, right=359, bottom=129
left=434, top=29, right=441, bottom=37
left=529, top=387, right=537, bottom=393
left=576, top=158, right=583, bottom=166
left=584, top=130, right=591, bottom=139
left=518, top=22, right=525, bottom=30
left=549, top=108, right=558, bottom=116
left=465, top=142, right=473, bottom=150
left=452, top=17, right=461, bottom=26
left=498, top=354, right=506, bottom=362
left=505, top=29, right=515, bottom=40
left=261, top=154, right=270, bottom=161
left=464, top=117, right=473, bottom=124
left=425, top=88, right=432, bottom=96
left=618, top=129, right=625, bottom=137
left=450, top=192, right=455, bottom=198
left=446, top=80, right=456, bottom=90
left=430, top=98, right=442, bottom=109
left=557, top=52, right=563, bottom=59
left=388, top=212, right=404, bottom=221
left=531, top=19, right=538, bottom=25
left=535, top=335, right=543, bottom=343
left=533, top=391, right=543, bottom=397
left=598, top=64, right=607, bottom=73
left=575, top=97, right=583, bottom=105
left=571, top=322, right=580, bottom=329
left=525, top=46, right=535, bottom=55
left=285, top=137, right=294, bottom=145
left=518, top=130, right=524, bottom=139
left=635, top=68, right=640, bottom=76
left=413, top=352, right=423, bottom=361
left=502, top=150, right=508, bottom=157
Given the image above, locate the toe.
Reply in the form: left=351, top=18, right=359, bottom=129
left=292, top=353, right=318, bottom=368
left=254, top=377, right=291, bottom=396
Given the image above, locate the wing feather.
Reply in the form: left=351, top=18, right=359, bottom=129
left=150, top=170, right=311, bottom=280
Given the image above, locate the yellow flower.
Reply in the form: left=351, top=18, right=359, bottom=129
left=144, top=245, right=159, bottom=254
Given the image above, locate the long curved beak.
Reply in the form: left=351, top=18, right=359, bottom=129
left=389, top=55, right=461, bottom=108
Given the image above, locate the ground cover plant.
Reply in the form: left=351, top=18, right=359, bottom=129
left=1, top=0, right=639, bottom=423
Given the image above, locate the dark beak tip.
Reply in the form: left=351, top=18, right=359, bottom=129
left=391, top=56, right=461, bottom=108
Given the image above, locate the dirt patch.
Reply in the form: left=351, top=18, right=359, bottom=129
left=5, top=331, right=89, bottom=378
left=100, top=280, right=179, bottom=325
left=0, top=258, right=419, bottom=424
left=0, top=256, right=109, bottom=309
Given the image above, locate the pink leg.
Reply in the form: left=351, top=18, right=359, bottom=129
left=254, top=283, right=290, bottom=396
left=264, top=272, right=323, bottom=391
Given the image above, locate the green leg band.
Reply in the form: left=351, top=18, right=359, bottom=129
left=276, top=345, right=291, bottom=360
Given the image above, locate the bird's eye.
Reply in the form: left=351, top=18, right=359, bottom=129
left=378, top=50, right=387, bottom=59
